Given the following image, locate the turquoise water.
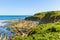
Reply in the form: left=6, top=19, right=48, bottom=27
left=0, top=15, right=29, bottom=38
left=0, top=15, right=29, bottom=20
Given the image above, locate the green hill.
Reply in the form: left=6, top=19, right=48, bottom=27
left=25, top=11, right=60, bottom=23
left=10, top=11, right=60, bottom=40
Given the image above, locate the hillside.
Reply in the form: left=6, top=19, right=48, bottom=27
left=25, top=11, right=60, bottom=23
left=8, top=11, right=60, bottom=40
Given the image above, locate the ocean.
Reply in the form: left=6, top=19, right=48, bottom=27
left=0, top=15, right=30, bottom=39
left=0, top=15, right=29, bottom=20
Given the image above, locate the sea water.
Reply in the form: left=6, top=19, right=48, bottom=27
left=0, top=15, right=29, bottom=39
left=0, top=15, right=29, bottom=20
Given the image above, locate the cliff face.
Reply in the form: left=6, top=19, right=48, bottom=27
left=25, top=11, right=60, bottom=23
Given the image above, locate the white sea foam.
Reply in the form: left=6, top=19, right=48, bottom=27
left=0, top=20, right=7, bottom=26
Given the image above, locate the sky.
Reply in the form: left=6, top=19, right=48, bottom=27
left=0, top=0, right=60, bottom=15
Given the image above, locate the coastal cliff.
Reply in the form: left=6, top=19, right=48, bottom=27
left=5, top=11, right=60, bottom=40
left=25, top=11, right=60, bottom=23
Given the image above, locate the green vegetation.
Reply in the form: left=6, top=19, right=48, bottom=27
left=25, top=11, right=60, bottom=23
left=12, top=22, right=60, bottom=40
left=11, top=11, right=60, bottom=40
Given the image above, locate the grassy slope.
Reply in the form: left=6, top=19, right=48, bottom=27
left=25, top=11, right=60, bottom=20
left=12, top=11, right=60, bottom=40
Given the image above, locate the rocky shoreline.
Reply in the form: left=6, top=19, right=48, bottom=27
left=1, top=11, right=60, bottom=40
left=5, top=19, right=39, bottom=36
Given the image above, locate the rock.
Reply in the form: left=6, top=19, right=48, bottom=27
left=0, top=33, right=2, bottom=40
left=6, top=19, right=39, bottom=37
